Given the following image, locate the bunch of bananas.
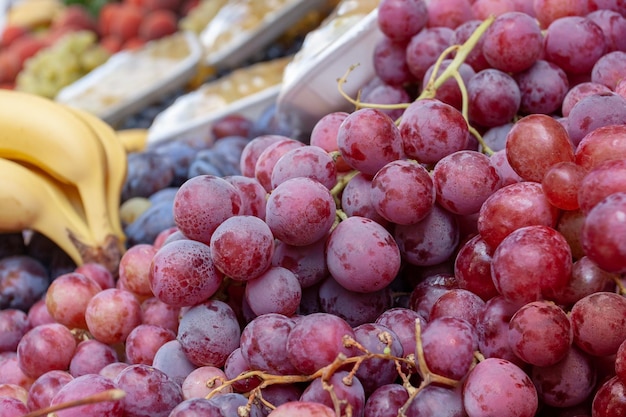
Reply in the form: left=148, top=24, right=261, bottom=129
left=0, top=89, right=127, bottom=273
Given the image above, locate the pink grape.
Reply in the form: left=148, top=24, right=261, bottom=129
left=363, top=384, right=409, bottom=417
left=267, top=401, right=335, bottom=417
left=582, top=192, right=626, bottom=273
left=375, top=307, right=425, bottom=359
left=181, top=367, right=231, bottom=400
left=254, top=137, right=305, bottom=192
left=16, top=323, right=76, bottom=379
left=118, top=244, right=157, bottom=298
left=452, top=20, right=490, bottom=72
left=566, top=92, right=626, bottom=147
left=377, top=0, right=429, bottom=42
left=514, top=59, right=570, bottom=115
left=454, top=234, right=499, bottom=301
left=463, top=358, right=538, bottom=417
left=591, top=50, right=626, bottom=89
left=50, top=373, right=123, bottom=417
left=394, top=204, right=460, bottom=266
left=508, top=300, right=572, bottom=366
left=173, top=175, right=242, bottom=244
left=152, top=340, right=197, bottom=387
left=0, top=309, right=29, bottom=352
left=300, top=371, right=365, bottom=417
left=543, top=16, right=607, bottom=74
left=74, top=262, right=115, bottom=289
left=468, top=68, right=521, bottom=128
left=422, top=316, right=478, bottom=380
left=149, top=239, right=224, bottom=308
left=482, top=11, right=543, bottom=73
left=561, top=81, right=612, bottom=117
left=125, top=324, right=175, bottom=365
left=309, top=112, right=351, bottom=172
left=285, top=312, right=355, bottom=375
left=405, top=27, right=454, bottom=81
left=223, top=347, right=261, bottom=393
left=44, top=271, right=102, bottom=329
left=491, top=225, right=572, bottom=305
left=270, top=145, right=337, bottom=190
left=477, top=181, right=559, bottom=248
left=398, top=98, right=469, bottom=164
left=430, top=288, right=486, bottom=328
left=69, top=339, right=118, bottom=377
left=422, top=59, right=476, bottom=110
left=370, top=159, right=436, bottom=225
left=592, top=375, right=626, bottom=417
left=336, top=108, right=404, bottom=176
left=373, top=38, right=416, bottom=87
left=224, top=175, right=267, bottom=219
left=575, top=124, right=626, bottom=172
left=360, top=82, right=411, bottom=121
left=425, top=0, right=474, bottom=29
left=141, top=297, right=180, bottom=334
left=27, top=370, right=73, bottom=411
left=85, top=288, right=142, bottom=345
left=239, top=313, right=298, bottom=375
left=271, top=238, right=328, bottom=288
left=341, top=172, right=389, bottom=226
left=326, top=216, right=401, bottom=293
left=587, top=9, right=626, bottom=52
left=318, top=276, right=393, bottom=327
left=210, top=215, right=274, bottom=281
left=531, top=346, right=596, bottom=408
left=114, top=364, right=183, bottom=417
left=405, top=385, right=466, bottom=416
left=541, top=161, right=586, bottom=210
left=239, top=134, right=289, bottom=178
left=570, top=291, right=626, bottom=356
left=244, top=266, right=302, bottom=317
left=433, top=150, right=502, bottom=215
left=505, top=114, right=575, bottom=183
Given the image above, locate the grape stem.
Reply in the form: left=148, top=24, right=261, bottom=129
left=21, top=389, right=126, bottom=417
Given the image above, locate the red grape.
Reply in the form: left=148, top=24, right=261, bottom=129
left=377, top=0, right=429, bottom=42
left=85, top=288, right=142, bottom=345
left=16, top=323, right=76, bottom=379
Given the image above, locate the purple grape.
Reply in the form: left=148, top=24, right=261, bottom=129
left=124, top=324, right=176, bottom=366
left=177, top=300, right=241, bottom=367
left=69, top=339, right=119, bottom=377
left=27, top=370, right=73, bottom=411
left=363, top=384, right=409, bottom=417
left=16, top=322, right=76, bottom=379
left=422, top=316, right=478, bottom=380
left=181, top=366, right=231, bottom=400
left=0, top=255, right=49, bottom=311
left=114, top=364, right=183, bottom=417
left=271, top=238, right=328, bottom=289
left=299, top=371, right=365, bottom=417
left=51, top=373, right=124, bottom=417
left=244, top=266, right=302, bottom=317
left=271, top=145, right=337, bottom=190
left=353, top=323, right=403, bottom=395
left=0, top=309, right=29, bottom=353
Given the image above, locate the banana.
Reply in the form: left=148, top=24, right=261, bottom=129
left=62, top=105, right=128, bottom=247
left=116, top=128, right=149, bottom=154
left=0, top=158, right=96, bottom=267
left=0, top=90, right=118, bottom=255
left=7, top=0, right=65, bottom=29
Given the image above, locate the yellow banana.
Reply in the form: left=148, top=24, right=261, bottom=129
left=0, top=158, right=96, bottom=266
left=62, top=105, right=128, bottom=246
left=7, top=0, right=65, bottom=29
left=116, top=129, right=149, bottom=154
left=0, top=90, right=118, bottom=253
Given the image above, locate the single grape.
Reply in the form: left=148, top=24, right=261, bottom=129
left=430, top=288, right=486, bottom=328
left=267, top=401, right=335, bottom=417
left=265, top=177, right=336, bottom=247
left=422, top=316, right=478, bottom=380
left=125, top=324, right=175, bottom=365
left=452, top=20, right=490, bottom=72
left=0, top=255, right=49, bottom=311
left=371, top=159, right=436, bottom=225
left=152, top=340, right=198, bottom=387
left=318, top=276, right=393, bottom=327
left=309, top=112, right=351, bottom=172
left=489, top=149, right=523, bottom=186
left=118, top=244, right=157, bottom=298
left=149, top=239, right=224, bottom=308
left=566, top=92, right=626, bottom=147
left=575, top=124, right=626, bottom=172
left=433, top=150, right=502, bottom=215
left=405, top=384, right=466, bottom=417
left=172, top=175, right=242, bottom=244
left=375, top=307, right=425, bottom=360
left=394, top=204, right=460, bottom=267
left=405, top=26, right=454, bottom=81
left=592, top=376, right=626, bottom=417
left=141, top=297, right=181, bottom=334
left=326, top=216, right=401, bottom=293
left=363, top=384, right=409, bottom=417
left=206, top=392, right=264, bottom=417
left=514, top=59, right=569, bottom=115
left=16, top=322, right=76, bottom=379
left=210, top=215, right=274, bottom=281
left=0, top=309, right=30, bottom=353
left=341, top=172, right=389, bottom=226
left=69, top=339, right=118, bottom=377
left=168, top=398, right=222, bottom=417
left=270, top=145, right=337, bottom=190
left=178, top=300, right=240, bottom=367
left=542, top=161, right=586, bottom=210
left=285, top=312, right=355, bottom=375
left=570, top=291, right=626, bottom=356
left=299, top=371, right=365, bottom=417
left=408, top=273, right=458, bottom=321
left=85, top=288, right=143, bottom=345
left=244, top=266, right=302, bottom=317
left=360, top=82, right=411, bottom=121
left=254, top=137, right=305, bottom=192
left=398, top=98, right=469, bottom=165
left=336, top=108, right=404, bottom=176
left=181, top=366, right=231, bottom=400
left=224, top=175, right=267, bottom=219
left=463, top=358, right=538, bottom=417
left=591, top=50, right=626, bottom=89
left=239, top=134, right=287, bottom=178
left=454, top=234, right=499, bottom=301
left=482, top=11, right=543, bottom=73
left=27, top=370, right=73, bottom=411
left=378, top=0, right=429, bottom=42
left=531, top=346, right=596, bottom=408
left=467, top=68, right=521, bottom=128
left=114, top=364, right=183, bottom=417
left=74, top=262, right=115, bottom=289
left=561, top=81, right=612, bottom=117
left=422, top=59, right=476, bottom=111
left=223, top=347, right=261, bottom=393
left=271, top=238, right=328, bottom=289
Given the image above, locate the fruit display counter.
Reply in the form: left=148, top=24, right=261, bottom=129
left=2, top=1, right=626, bottom=417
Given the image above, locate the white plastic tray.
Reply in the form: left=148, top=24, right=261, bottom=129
left=54, top=31, right=203, bottom=127
left=200, top=0, right=330, bottom=69
left=276, top=8, right=383, bottom=137
left=147, top=83, right=281, bottom=146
